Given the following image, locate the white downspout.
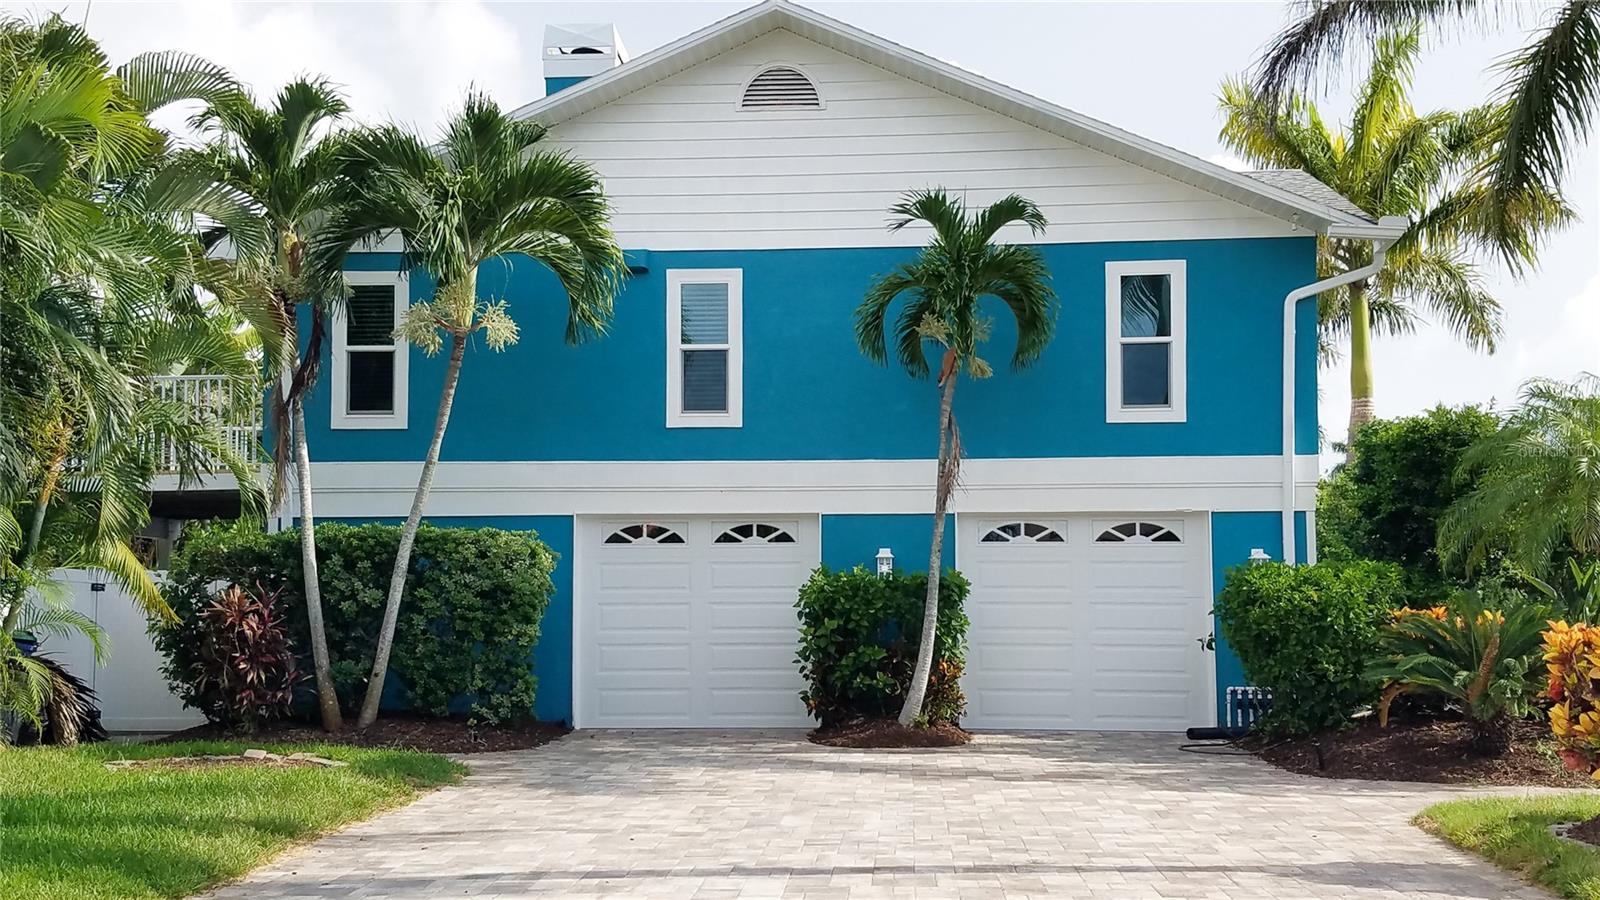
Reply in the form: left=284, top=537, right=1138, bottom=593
left=1281, top=218, right=1406, bottom=564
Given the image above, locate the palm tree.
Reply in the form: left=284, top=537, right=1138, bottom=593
left=313, top=92, right=626, bottom=728
left=1439, top=374, right=1600, bottom=576
left=1219, top=26, right=1569, bottom=439
left=855, top=189, right=1057, bottom=726
left=1, top=15, right=268, bottom=737
left=1251, top=0, right=1598, bottom=256
left=191, top=78, right=351, bottom=731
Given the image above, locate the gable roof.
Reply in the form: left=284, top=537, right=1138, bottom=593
left=510, top=0, right=1403, bottom=241
left=1245, top=169, right=1370, bottom=221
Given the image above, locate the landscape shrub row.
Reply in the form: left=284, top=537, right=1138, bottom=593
left=153, top=522, right=557, bottom=726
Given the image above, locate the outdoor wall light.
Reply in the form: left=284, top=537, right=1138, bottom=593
left=1248, top=548, right=1273, bottom=563
left=876, top=547, right=894, bottom=576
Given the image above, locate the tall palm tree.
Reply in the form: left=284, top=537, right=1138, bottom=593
left=1252, top=0, right=1598, bottom=256
left=313, top=92, right=626, bottom=728
left=191, top=78, right=351, bottom=731
left=855, top=189, right=1057, bottom=726
left=1220, top=26, right=1569, bottom=438
left=1439, top=374, right=1600, bottom=576
left=1, top=15, right=268, bottom=736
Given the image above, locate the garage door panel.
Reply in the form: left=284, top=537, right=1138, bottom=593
left=596, top=561, right=693, bottom=589
left=961, top=513, right=1211, bottom=732
left=1091, top=645, right=1189, bottom=675
left=972, top=689, right=1078, bottom=724
left=596, top=601, right=692, bottom=631
left=1088, top=559, right=1187, bottom=588
left=596, top=643, right=692, bottom=672
left=580, top=516, right=817, bottom=728
left=596, top=687, right=692, bottom=720
left=708, top=560, right=811, bottom=588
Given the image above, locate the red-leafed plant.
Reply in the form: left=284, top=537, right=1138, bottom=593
left=192, top=583, right=303, bottom=730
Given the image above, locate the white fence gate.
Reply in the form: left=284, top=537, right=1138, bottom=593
left=37, top=569, right=203, bottom=733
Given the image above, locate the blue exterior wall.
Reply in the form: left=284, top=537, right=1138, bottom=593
left=1208, top=510, right=1308, bottom=724
left=821, top=514, right=955, bottom=573
left=322, top=238, right=1318, bottom=464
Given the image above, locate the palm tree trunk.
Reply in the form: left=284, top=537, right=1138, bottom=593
left=357, top=329, right=466, bottom=728
left=291, top=396, right=342, bottom=732
left=898, top=371, right=958, bottom=727
left=1347, top=281, right=1377, bottom=440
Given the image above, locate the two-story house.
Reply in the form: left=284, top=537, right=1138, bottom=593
left=292, top=1, right=1404, bottom=731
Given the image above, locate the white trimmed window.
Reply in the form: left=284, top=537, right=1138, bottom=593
left=331, top=269, right=409, bottom=430
left=1105, top=260, right=1186, bottom=423
left=666, top=269, right=742, bottom=428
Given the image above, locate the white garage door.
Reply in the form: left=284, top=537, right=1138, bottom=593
left=576, top=516, right=818, bottom=728
left=959, top=513, right=1213, bottom=731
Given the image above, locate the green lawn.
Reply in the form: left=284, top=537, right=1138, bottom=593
left=1418, top=793, right=1600, bottom=900
left=0, top=740, right=465, bottom=900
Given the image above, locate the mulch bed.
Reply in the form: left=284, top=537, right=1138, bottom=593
left=809, top=718, right=971, bottom=748
left=1247, top=714, right=1592, bottom=787
left=1563, top=816, right=1600, bottom=847
left=161, top=714, right=570, bottom=754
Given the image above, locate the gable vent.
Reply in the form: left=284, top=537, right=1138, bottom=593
left=740, top=66, right=821, bottom=109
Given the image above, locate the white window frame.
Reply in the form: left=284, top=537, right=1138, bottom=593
left=666, top=268, right=743, bottom=429
left=331, top=269, right=409, bottom=430
left=1105, top=259, right=1186, bottom=424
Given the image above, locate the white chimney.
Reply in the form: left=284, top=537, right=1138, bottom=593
left=543, top=23, right=627, bottom=96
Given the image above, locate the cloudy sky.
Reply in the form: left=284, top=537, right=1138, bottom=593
left=13, top=0, right=1598, bottom=449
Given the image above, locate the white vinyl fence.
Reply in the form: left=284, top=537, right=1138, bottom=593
left=37, top=569, right=203, bottom=733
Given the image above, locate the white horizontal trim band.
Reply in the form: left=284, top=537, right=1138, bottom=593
left=296, top=455, right=1319, bottom=519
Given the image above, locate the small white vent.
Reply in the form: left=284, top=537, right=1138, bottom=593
left=740, top=66, right=821, bottom=109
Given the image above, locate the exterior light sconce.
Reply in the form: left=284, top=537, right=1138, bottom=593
left=1248, top=548, right=1272, bottom=563
left=876, top=547, right=894, bottom=576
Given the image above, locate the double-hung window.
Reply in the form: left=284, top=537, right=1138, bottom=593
left=666, top=269, right=742, bottom=428
left=1105, top=260, right=1186, bottom=423
left=331, top=269, right=409, bottom=429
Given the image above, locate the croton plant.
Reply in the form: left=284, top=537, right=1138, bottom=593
left=1544, top=621, right=1600, bottom=777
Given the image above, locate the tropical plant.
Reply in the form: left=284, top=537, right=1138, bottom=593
left=1319, top=405, right=1499, bottom=596
left=190, top=76, right=352, bottom=731
left=794, top=566, right=970, bottom=727
left=1369, top=593, right=1547, bottom=756
left=1221, top=26, right=1570, bottom=439
left=1544, top=618, right=1600, bottom=777
left=1, top=592, right=106, bottom=746
left=1, top=14, right=269, bottom=734
left=1439, top=375, right=1600, bottom=577
left=854, top=188, right=1056, bottom=726
left=190, top=583, right=303, bottom=731
left=1251, top=0, right=1598, bottom=257
left=311, top=92, right=625, bottom=728
left=1529, top=558, right=1600, bottom=630
left=1215, top=558, right=1405, bottom=735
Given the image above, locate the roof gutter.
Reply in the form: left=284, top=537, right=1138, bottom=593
left=1280, top=215, right=1408, bottom=565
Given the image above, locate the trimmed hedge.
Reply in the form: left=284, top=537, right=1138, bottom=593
left=154, top=521, right=557, bottom=723
left=795, top=566, right=969, bottom=726
left=1214, top=559, right=1405, bottom=735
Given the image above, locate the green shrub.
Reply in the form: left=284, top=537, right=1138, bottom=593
left=794, top=566, right=969, bottom=726
left=154, top=521, right=557, bottom=723
left=1214, top=560, right=1405, bottom=735
left=1321, top=405, right=1498, bottom=597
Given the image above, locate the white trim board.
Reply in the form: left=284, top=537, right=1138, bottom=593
left=302, top=455, right=1320, bottom=519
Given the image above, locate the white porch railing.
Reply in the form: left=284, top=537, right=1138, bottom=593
left=148, top=375, right=262, bottom=475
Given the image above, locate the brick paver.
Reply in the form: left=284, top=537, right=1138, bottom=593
left=201, top=730, right=1557, bottom=899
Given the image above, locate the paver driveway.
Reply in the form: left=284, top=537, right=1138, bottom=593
left=204, top=730, right=1554, bottom=899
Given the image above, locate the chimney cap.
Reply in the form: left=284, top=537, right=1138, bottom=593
left=543, top=23, right=628, bottom=61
